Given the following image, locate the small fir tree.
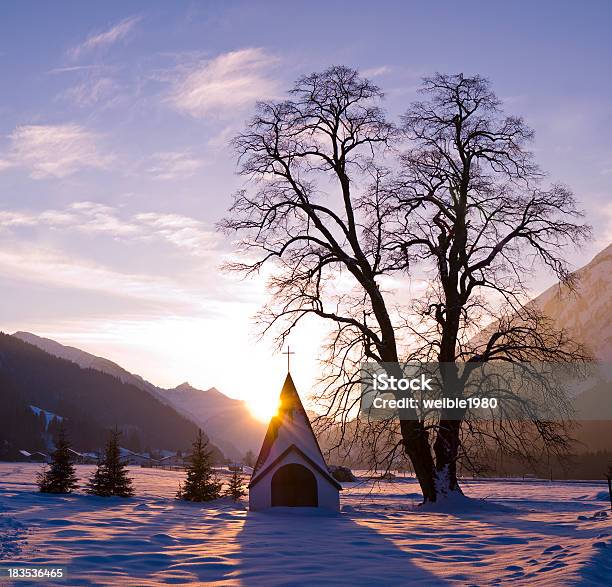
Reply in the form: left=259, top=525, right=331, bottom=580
left=37, top=423, right=79, bottom=494
left=86, top=428, right=134, bottom=497
left=177, top=429, right=221, bottom=501
left=225, top=468, right=246, bottom=502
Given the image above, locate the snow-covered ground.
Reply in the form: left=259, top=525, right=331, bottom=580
left=0, top=464, right=610, bottom=586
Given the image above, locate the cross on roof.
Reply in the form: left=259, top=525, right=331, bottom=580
left=282, top=346, right=295, bottom=372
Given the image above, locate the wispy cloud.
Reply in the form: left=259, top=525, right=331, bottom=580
left=0, top=158, right=15, bottom=172
left=145, top=151, right=203, bottom=180
left=48, top=65, right=106, bottom=75
left=68, top=201, right=141, bottom=236
left=0, top=245, right=203, bottom=311
left=3, top=124, right=113, bottom=179
left=62, top=76, right=118, bottom=107
left=0, top=202, right=220, bottom=256
left=49, top=64, right=121, bottom=108
left=136, top=212, right=218, bottom=253
left=361, top=65, right=391, bottom=78
left=168, top=48, right=280, bottom=118
left=206, top=124, right=238, bottom=149
left=69, top=15, right=141, bottom=60
left=0, top=204, right=68, bottom=230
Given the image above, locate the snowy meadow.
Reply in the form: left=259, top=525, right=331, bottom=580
left=0, top=464, right=610, bottom=586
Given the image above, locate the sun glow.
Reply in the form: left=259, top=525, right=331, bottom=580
left=247, top=393, right=280, bottom=423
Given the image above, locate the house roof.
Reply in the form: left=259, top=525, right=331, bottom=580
left=249, top=443, right=342, bottom=491
left=250, top=373, right=340, bottom=490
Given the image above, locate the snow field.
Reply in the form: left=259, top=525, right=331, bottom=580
left=0, top=464, right=610, bottom=586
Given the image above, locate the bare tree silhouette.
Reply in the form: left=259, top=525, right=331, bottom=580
left=221, top=67, right=590, bottom=502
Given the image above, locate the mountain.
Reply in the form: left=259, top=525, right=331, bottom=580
left=318, top=243, right=612, bottom=468
left=0, top=333, right=223, bottom=461
left=161, top=383, right=266, bottom=459
left=13, top=331, right=166, bottom=402
left=533, top=244, right=612, bottom=451
left=469, top=244, right=612, bottom=455
left=534, top=243, right=612, bottom=361
left=12, top=332, right=266, bottom=459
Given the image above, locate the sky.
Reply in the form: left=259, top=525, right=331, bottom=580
left=0, top=1, right=611, bottom=420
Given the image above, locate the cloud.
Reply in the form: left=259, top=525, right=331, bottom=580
left=48, top=65, right=106, bottom=75
left=136, top=212, right=219, bottom=253
left=0, top=245, right=203, bottom=311
left=145, top=151, right=203, bottom=180
left=68, top=201, right=141, bottom=236
left=168, top=48, right=279, bottom=118
left=5, top=124, right=113, bottom=179
left=50, top=64, right=122, bottom=108
left=0, top=207, right=242, bottom=319
left=206, top=124, right=237, bottom=149
left=62, top=76, right=118, bottom=107
left=0, top=202, right=220, bottom=256
left=0, top=158, right=15, bottom=172
left=69, top=15, right=141, bottom=60
left=361, top=66, right=391, bottom=78
left=0, top=210, right=38, bottom=227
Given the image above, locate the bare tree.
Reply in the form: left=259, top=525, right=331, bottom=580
left=221, top=67, right=590, bottom=502
left=383, top=73, right=591, bottom=492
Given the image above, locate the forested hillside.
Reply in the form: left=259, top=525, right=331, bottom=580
left=0, top=333, right=222, bottom=461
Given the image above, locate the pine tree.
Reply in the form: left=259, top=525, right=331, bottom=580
left=86, top=428, right=134, bottom=497
left=37, top=423, right=79, bottom=494
left=225, top=468, right=246, bottom=502
left=177, top=429, right=221, bottom=501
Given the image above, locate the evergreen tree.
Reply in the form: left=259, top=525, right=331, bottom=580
left=86, top=428, right=134, bottom=497
left=225, top=468, right=246, bottom=502
left=177, top=429, right=221, bottom=502
left=37, top=423, right=79, bottom=494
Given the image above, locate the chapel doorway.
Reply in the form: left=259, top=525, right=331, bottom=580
left=271, top=463, right=318, bottom=507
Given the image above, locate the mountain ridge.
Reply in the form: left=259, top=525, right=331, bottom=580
left=534, top=242, right=612, bottom=361
left=11, top=331, right=266, bottom=459
left=0, top=332, right=223, bottom=461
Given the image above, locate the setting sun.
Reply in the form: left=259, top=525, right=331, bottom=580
left=247, top=394, right=280, bottom=423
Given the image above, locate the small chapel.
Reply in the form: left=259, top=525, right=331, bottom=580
left=248, top=359, right=341, bottom=511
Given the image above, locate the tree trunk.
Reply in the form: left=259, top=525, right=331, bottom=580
left=433, top=419, right=463, bottom=495
left=435, top=306, right=464, bottom=496
left=399, top=419, right=438, bottom=502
